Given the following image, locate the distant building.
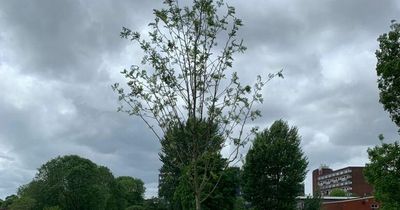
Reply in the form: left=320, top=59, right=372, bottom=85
left=296, top=196, right=357, bottom=210
left=312, top=166, right=373, bottom=197
left=296, top=196, right=380, bottom=210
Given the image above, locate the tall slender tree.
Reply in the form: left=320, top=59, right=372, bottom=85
left=113, top=0, right=281, bottom=209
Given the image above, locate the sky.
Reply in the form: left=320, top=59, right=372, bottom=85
left=0, top=0, right=399, bottom=199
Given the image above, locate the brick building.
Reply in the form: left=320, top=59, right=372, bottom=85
left=322, top=196, right=379, bottom=210
left=312, top=166, right=373, bottom=197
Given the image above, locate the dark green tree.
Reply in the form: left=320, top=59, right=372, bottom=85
left=364, top=140, right=400, bottom=209
left=112, top=0, right=281, bottom=208
left=17, top=155, right=124, bottom=210
left=125, top=205, right=145, bottom=210
left=202, top=167, right=241, bottom=210
left=1, top=194, right=18, bottom=209
left=365, top=20, right=400, bottom=210
left=302, top=195, right=321, bottom=210
left=158, top=119, right=239, bottom=210
left=116, top=176, right=145, bottom=207
left=8, top=196, right=36, bottom=210
left=143, top=197, right=168, bottom=210
left=242, top=120, right=308, bottom=210
left=375, top=20, right=400, bottom=128
left=233, top=196, right=246, bottom=210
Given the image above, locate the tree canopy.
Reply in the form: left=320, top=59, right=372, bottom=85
left=116, top=176, right=145, bottom=207
left=12, top=155, right=144, bottom=210
left=158, top=119, right=238, bottom=210
left=364, top=140, right=400, bottom=209
left=329, top=188, right=347, bottom=197
left=242, top=120, right=308, bottom=210
left=1, top=194, right=18, bottom=209
left=375, top=20, right=400, bottom=128
left=8, top=196, right=36, bottom=210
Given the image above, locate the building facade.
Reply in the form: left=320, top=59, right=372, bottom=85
left=322, top=196, right=379, bottom=210
left=312, top=166, right=373, bottom=197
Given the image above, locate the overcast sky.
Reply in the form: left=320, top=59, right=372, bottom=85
left=0, top=0, right=399, bottom=199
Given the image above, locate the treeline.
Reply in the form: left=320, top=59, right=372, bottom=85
left=1, top=120, right=313, bottom=210
left=0, top=155, right=156, bottom=210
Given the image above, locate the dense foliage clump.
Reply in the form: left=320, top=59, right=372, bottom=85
left=5, top=155, right=145, bottom=210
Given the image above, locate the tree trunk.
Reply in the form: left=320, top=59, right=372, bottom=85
left=195, top=193, right=201, bottom=210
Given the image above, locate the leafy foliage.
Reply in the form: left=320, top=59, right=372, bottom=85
left=113, top=0, right=280, bottom=141
left=302, top=195, right=321, bottom=210
left=233, top=196, right=247, bottom=210
left=202, top=167, right=241, bottom=210
left=116, top=176, right=145, bottom=207
left=158, top=119, right=239, bottom=210
left=364, top=141, right=400, bottom=209
left=14, top=155, right=142, bottom=210
left=366, top=20, right=400, bottom=210
left=1, top=195, right=18, bottom=209
left=375, top=20, right=400, bottom=128
left=329, top=188, right=347, bottom=197
left=8, top=196, right=36, bottom=210
left=125, top=205, right=145, bottom=210
left=242, top=120, right=308, bottom=210
left=143, top=197, right=168, bottom=210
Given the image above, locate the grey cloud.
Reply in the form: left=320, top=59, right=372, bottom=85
left=1, top=0, right=400, bottom=199
left=0, top=71, right=161, bottom=198
left=234, top=0, right=399, bottom=49
left=0, top=0, right=161, bottom=82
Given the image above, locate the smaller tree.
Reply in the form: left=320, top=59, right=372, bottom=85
left=329, top=188, right=347, bottom=197
left=242, top=120, right=308, bottom=210
left=364, top=140, right=400, bottom=209
left=8, top=196, right=36, bottom=210
left=143, top=197, right=168, bottom=210
left=116, top=176, right=145, bottom=207
left=1, top=195, right=18, bottom=209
